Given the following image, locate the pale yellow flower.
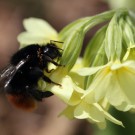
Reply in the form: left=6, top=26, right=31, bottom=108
left=38, top=66, right=84, bottom=106
left=47, top=59, right=123, bottom=128
left=17, top=17, right=58, bottom=47
left=76, top=60, right=135, bottom=111
left=61, top=100, right=123, bottom=129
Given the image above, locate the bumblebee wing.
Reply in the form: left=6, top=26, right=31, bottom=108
left=0, top=59, right=28, bottom=89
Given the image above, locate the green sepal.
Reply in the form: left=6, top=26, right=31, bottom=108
left=59, top=9, right=120, bottom=71
left=104, top=13, right=123, bottom=60
left=83, top=25, right=107, bottom=67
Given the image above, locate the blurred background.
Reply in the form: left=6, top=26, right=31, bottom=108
left=0, top=0, right=134, bottom=135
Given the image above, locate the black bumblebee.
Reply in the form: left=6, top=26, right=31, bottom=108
left=0, top=42, right=62, bottom=111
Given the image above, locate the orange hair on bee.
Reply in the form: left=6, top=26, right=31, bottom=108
left=6, top=94, right=37, bottom=111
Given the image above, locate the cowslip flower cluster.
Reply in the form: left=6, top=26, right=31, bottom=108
left=17, top=8, right=135, bottom=128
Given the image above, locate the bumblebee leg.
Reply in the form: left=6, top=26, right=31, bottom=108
left=50, top=40, right=64, bottom=45
left=28, top=67, right=43, bottom=77
left=42, top=91, right=54, bottom=97
left=45, top=68, right=54, bottom=73
left=28, top=88, right=54, bottom=101
left=28, top=67, right=60, bottom=86
left=43, top=62, right=54, bottom=73
left=42, top=75, right=61, bottom=86
left=44, top=55, right=62, bottom=66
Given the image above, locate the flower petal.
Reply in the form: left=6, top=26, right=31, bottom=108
left=23, top=17, right=57, bottom=35
left=103, top=110, right=124, bottom=127
left=62, top=102, right=123, bottom=129
left=17, top=18, right=58, bottom=46
left=74, top=102, right=105, bottom=123
left=18, top=32, right=54, bottom=47
left=59, top=106, right=75, bottom=119
left=43, top=68, right=83, bottom=105
left=111, top=60, right=135, bottom=70
left=48, top=75, right=74, bottom=104
left=115, top=102, right=135, bottom=111
left=85, top=67, right=112, bottom=102
left=123, top=45, right=135, bottom=61
left=106, top=66, right=135, bottom=110
left=75, top=65, right=106, bottom=76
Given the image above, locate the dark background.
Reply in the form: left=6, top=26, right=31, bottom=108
left=0, top=0, right=110, bottom=135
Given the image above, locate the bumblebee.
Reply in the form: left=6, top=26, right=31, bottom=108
left=0, top=42, right=62, bottom=111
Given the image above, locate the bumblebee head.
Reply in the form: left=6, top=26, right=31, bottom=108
left=42, top=44, right=62, bottom=59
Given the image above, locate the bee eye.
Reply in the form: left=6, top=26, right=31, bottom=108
left=43, top=47, right=49, bottom=53
left=47, top=51, right=56, bottom=59
left=43, top=46, right=57, bottom=58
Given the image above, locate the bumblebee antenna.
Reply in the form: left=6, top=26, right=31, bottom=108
left=50, top=40, right=64, bottom=44
left=50, top=40, right=63, bottom=51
